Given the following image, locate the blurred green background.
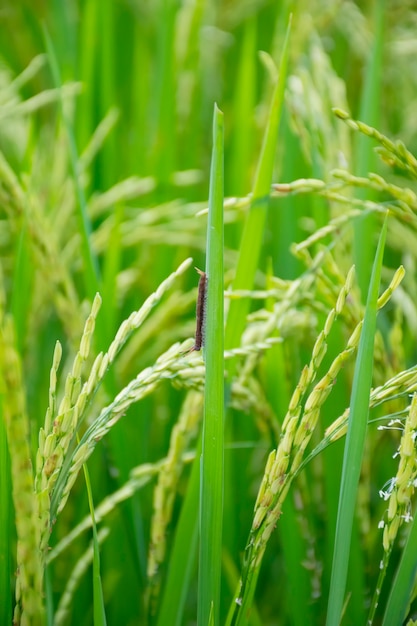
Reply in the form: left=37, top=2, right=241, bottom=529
left=1, top=1, right=417, bottom=625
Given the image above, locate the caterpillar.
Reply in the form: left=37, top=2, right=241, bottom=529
left=183, top=267, right=206, bottom=355
left=193, top=268, right=207, bottom=351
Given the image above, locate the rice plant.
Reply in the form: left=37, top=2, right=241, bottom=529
left=2, top=2, right=417, bottom=625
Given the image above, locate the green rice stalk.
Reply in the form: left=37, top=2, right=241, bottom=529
left=54, top=528, right=110, bottom=626
left=81, top=454, right=107, bottom=625
left=156, top=438, right=200, bottom=626
left=146, top=392, right=203, bottom=616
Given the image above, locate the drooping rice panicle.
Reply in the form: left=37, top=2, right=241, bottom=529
left=326, top=363, right=417, bottom=445
left=230, top=260, right=405, bottom=621
left=382, top=398, right=417, bottom=546
left=36, top=258, right=193, bottom=557
left=53, top=341, right=198, bottom=517
left=39, top=257, right=190, bottom=513
left=253, top=266, right=356, bottom=531
left=36, top=293, right=102, bottom=554
left=333, top=108, right=417, bottom=179
left=52, top=327, right=285, bottom=524
left=0, top=316, right=44, bottom=626
left=332, top=169, right=417, bottom=211
left=229, top=265, right=356, bottom=619
left=367, top=393, right=417, bottom=624
left=324, top=266, right=408, bottom=445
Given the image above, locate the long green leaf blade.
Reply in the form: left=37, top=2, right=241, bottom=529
left=156, top=444, right=199, bottom=626
left=198, top=103, right=224, bottom=626
left=326, top=214, right=388, bottom=626
left=224, top=16, right=291, bottom=351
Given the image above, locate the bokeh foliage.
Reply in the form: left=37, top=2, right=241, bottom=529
left=2, top=1, right=417, bottom=625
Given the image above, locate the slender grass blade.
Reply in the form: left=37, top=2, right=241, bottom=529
left=198, top=103, right=224, bottom=626
left=326, top=214, right=388, bottom=626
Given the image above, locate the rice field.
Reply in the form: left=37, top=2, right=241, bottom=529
left=1, top=1, right=417, bottom=625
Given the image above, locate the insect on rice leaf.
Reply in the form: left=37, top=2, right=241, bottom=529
left=183, top=268, right=207, bottom=355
